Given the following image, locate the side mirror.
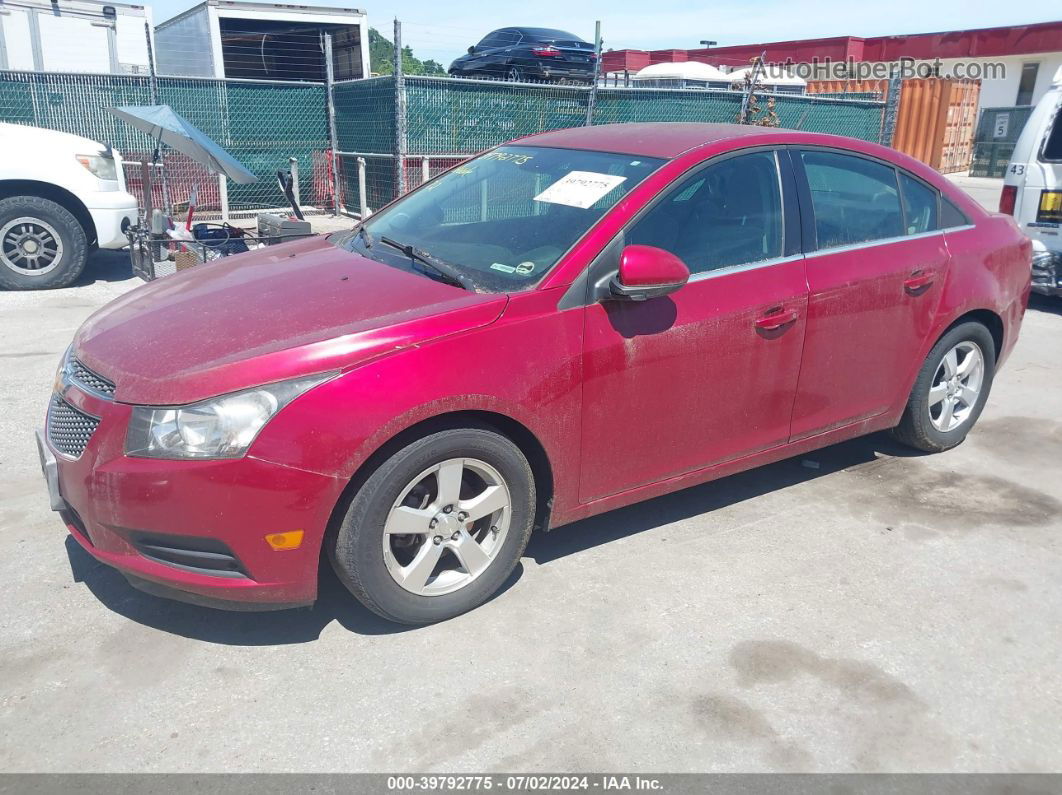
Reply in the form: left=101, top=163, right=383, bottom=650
left=608, top=245, right=690, bottom=301
left=467, top=46, right=476, bottom=55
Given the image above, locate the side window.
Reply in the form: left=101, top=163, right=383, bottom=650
left=800, top=150, right=903, bottom=248
left=940, top=197, right=970, bottom=228
left=898, top=173, right=939, bottom=235
left=626, top=151, right=783, bottom=275
left=478, top=31, right=503, bottom=48
left=1043, top=109, right=1062, bottom=162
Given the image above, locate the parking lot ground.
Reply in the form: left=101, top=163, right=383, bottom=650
left=2, top=204, right=1061, bottom=773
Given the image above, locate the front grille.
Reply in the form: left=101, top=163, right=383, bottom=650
left=71, top=359, right=115, bottom=397
left=130, top=533, right=248, bottom=579
left=47, top=395, right=100, bottom=458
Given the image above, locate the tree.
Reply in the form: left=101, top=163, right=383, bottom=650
left=369, top=28, right=446, bottom=76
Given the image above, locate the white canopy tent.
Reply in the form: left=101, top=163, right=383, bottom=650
left=631, top=61, right=732, bottom=88
left=727, top=65, right=807, bottom=94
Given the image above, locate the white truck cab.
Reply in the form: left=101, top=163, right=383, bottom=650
left=1002, top=65, right=1062, bottom=296
left=0, top=123, right=139, bottom=290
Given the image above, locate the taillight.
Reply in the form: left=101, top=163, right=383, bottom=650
left=532, top=46, right=561, bottom=57
left=999, top=184, right=1017, bottom=215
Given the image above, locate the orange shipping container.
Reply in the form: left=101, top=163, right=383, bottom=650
left=807, top=78, right=980, bottom=173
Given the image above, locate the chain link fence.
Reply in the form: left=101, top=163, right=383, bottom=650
left=969, top=106, right=1035, bottom=178
left=0, top=70, right=330, bottom=216
left=333, top=74, right=886, bottom=215
left=0, top=60, right=886, bottom=220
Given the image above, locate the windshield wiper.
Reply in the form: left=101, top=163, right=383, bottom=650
left=379, top=236, right=470, bottom=290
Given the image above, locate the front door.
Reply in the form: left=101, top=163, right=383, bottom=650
left=788, top=149, right=950, bottom=439
left=579, top=150, right=808, bottom=503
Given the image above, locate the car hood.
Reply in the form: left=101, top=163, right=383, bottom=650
left=75, top=236, right=508, bottom=405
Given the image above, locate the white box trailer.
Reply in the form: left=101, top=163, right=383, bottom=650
left=0, top=0, right=154, bottom=74
left=154, top=0, right=369, bottom=81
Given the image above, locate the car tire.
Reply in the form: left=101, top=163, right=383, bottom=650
left=507, top=66, right=524, bottom=82
left=331, top=426, right=536, bottom=625
left=0, top=196, right=88, bottom=290
left=891, top=321, right=996, bottom=453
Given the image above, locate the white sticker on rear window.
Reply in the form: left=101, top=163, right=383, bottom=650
left=533, top=171, right=628, bottom=209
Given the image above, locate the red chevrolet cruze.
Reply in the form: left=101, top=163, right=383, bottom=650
left=38, top=123, right=1031, bottom=624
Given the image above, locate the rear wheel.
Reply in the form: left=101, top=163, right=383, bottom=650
left=507, top=66, right=524, bottom=82
left=891, top=321, right=996, bottom=452
left=331, top=427, right=535, bottom=624
left=0, top=196, right=87, bottom=290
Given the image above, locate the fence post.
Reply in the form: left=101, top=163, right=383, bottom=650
left=218, top=174, right=229, bottom=222
left=881, top=66, right=902, bottom=146
left=289, top=157, right=301, bottom=207
left=323, top=33, right=342, bottom=216
left=584, top=20, right=602, bottom=126
left=357, top=157, right=369, bottom=218
left=393, top=18, right=408, bottom=197
left=738, top=51, right=766, bottom=124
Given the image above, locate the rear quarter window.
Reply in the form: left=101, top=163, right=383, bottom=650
left=940, top=197, right=970, bottom=228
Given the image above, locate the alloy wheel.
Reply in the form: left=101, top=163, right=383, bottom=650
left=382, top=457, right=512, bottom=596
left=0, top=217, right=64, bottom=276
left=928, top=340, right=984, bottom=432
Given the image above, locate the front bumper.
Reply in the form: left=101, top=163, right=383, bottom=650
left=40, top=384, right=344, bottom=610
left=85, top=191, right=138, bottom=249
left=1030, top=246, right=1062, bottom=297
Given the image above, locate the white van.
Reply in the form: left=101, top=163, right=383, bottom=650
left=1002, top=66, right=1062, bottom=296
left=0, top=123, right=139, bottom=290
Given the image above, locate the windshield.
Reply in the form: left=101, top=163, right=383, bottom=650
left=331, top=146, right=665, bottom=292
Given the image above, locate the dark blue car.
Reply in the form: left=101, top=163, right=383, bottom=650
left=448, top=27, right=597, bottom=84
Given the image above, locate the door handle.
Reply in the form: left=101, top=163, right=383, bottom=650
left=904, top=269, right=935, bottom=294
left=755, top=308, right=798, bottom=332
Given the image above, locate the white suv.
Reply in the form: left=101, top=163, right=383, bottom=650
left=1001, top=66, right=1062, bottom=297
left=0, top=123, right=138, bottom=290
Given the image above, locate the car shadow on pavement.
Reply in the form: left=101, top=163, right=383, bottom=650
left=63, top=432, right=915, bottom=643
left=73, top=249, right=134, bottom=286
left=526, top=432, right=923, bottom=565
left=66, top=535, right=526, bottom=644
left=1029, top=294, right=1062, bottom=317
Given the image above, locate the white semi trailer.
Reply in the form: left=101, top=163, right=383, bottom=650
left=0, top=0, right=154, bottom=75
left=153, top=0, right=369, bottom=82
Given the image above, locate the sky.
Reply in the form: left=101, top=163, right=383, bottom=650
left=149, top=0, right=1062, bottom=67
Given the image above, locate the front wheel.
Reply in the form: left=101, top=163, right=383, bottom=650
left=331, top=427, right=536, bottom=624
left=891, top=321, right=996, bottom=452
left=0, top=196, right=87, bottom=290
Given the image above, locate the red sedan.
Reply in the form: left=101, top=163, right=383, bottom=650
left=39, top=123, right=1031, bottom=624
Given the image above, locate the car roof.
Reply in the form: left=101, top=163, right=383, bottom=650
left=512, top=27, right=581, bottom=39
left=511, top=122, right=872, bottom=160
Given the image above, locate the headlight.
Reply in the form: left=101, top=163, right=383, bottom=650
left=54, top=345, right=73, bottom=392
left=125, top=374, right=333, bottom=460
left=76, top=153, right=118, bottom=182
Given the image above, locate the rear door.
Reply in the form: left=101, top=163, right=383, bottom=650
left=468, top=30, right=519, bottom=75
left=788, top=148, right=951, bottom=440
left=578, top=149, right=808, bottom=502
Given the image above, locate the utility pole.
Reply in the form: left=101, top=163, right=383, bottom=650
left=584, top=20, right=602, bottom=126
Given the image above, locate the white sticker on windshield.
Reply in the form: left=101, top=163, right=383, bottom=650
left=533, top=171, right=628, bottom=209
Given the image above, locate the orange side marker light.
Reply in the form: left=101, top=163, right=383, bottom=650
left=265, top=530, right=304, bottom=551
